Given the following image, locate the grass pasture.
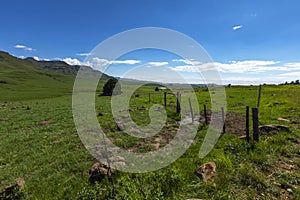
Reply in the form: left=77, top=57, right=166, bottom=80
left=0, top=82, right=299, bottom=199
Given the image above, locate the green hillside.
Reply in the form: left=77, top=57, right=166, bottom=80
left=25, top=57, right=80, bottom=76
left=0, top=51, right=110, bottom=101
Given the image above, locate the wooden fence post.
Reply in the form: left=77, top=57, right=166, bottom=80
left=188, top=98, right=194, bottom=123
left=164, top=92, right=167, bottom=107
left=221, top=107, right=225, bottom=134
left=204, top=104, right=208, bottom=125
left=252, top=108, right=259, bottom=142
left=176, top=92, right=181, bottom=113
left=257, top=85, right=262, bottom=109
left=246, top=106, right=250, bottom=143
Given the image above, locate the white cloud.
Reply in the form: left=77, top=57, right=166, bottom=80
left=62, top=58, right=83, bottom=66
left=172, top=59, right=202, bottom=65
left=76, top=53, right=92, bottom=56
left=279, top=72, right=300, bottom=77
left=170, top=60, right=289, bottom=74
left=33, top=56, right=40, bottom=61
left=147, top=61, right=168, bottom=67
left=283, top=63, right=300, bottom=70
left=14, top=44, right=34, bottom=51
left=233, top=25, right=243, bottom=30
left=61, top=57, right=141, bottom=68
left=90, top=58, right=141, bottom=67
left=112, top=60, right=141, bottom=65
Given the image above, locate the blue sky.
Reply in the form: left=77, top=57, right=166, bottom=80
left=1, top=0, right=300, bottom=84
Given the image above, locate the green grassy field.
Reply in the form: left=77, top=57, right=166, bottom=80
left=1, top=51, right=300, bottom=200
left=0, top=79, right=299, bottom=199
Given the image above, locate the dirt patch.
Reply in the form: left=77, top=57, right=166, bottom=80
left=24, top=120, right=53, bottom=130
left=199, top=110, right=246, bottom=136
left=38, top=120, right=52, bottom=126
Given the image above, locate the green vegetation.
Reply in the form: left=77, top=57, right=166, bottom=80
left=0, top=52, right=299, bottom=199
left=101, top=78, right=122, bottom=96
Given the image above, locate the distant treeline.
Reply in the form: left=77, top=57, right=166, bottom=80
left=280, top=80, right=300, bottom=85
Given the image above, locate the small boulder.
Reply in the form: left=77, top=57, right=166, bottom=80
left=98, top=112, right=104, bottom=116
left=259, top=124, right=290, bottom=135
left=276, top=117, right=289, bottom=122
left=194, top=162, right=217, bottom=182
left=0, top=178, right=25, bottom=199
left=89, top=162, right=115, bottom=183
left=287, top=188, right=293, bottom=193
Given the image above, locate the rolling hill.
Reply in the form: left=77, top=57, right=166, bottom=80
left=0, top=51, right=110, bottom=101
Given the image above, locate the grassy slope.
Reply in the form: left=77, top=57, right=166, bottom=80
left=0, top=54, right=299, bottom=199
left=0, top=51, right=75, bottom=101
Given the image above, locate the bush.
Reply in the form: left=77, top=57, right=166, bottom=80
left=101, top=78, right=121, bottom=96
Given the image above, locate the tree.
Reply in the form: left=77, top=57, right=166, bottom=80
left=101, top=78, right=121, bottom=96
left=295, top=80, right=299, bottom=85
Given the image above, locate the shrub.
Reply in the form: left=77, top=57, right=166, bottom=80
left=101, top=78, right=121, bottom=96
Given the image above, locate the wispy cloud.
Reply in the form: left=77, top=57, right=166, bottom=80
left=147, top=61, right=168, bottom=67
left=62, top=57, right=141, bottom=68
left=33, top=56, right=40, bottom=61
left=232, top=25, right=243, bottom=31
left=14, top=44, right=34, bottom=51
left=62, top=58, right=83, bottom=65
left=279, top=71, right=300, bottom=77
left=172, top=59, right=202, bottom=65
left=76, top=53, right=92, bottom=56
left=170, top=60, right=300, bottom=74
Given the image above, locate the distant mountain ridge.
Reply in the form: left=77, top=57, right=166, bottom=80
left=0, top=50, right=111, bottom=100
left=23, top=56, right=110, bottom=80
left=0, top=50, right=111, bottom=78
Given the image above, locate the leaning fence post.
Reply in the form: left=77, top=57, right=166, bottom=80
left=246, top=106, right=250, bottom=143
left=188, top=98, right=194, bottom=123
left=221, top=107, right=225, bottom=134
left=252, top=108, right=259, bottom=142
left=257, top=84, right=262, bottom=109
left=203, top=104, right=208, bottom=125
left=176, top=92, right=181, bottom=113
left=164, top=92, right=167, bottom=107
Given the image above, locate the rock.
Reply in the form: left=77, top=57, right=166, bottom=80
left=239, top=135, right=247, bottom=140
left=38, top=120, right=51, bottom=126
left=52, top=140, right=61, bottom=145
left=194, top=162, right=217, bottom=182
left=13, top=178, right=25, bottom=190
left=187, top=199, right=203, bottom=200
left=98, top=112, right=103, bottom=116
left=89, top=162, right=115, bottom=183
left=287, top=188, right=293, bottom=193
left=259, top=124, right=290, bottom=135
left=0, top=178, right=25, bottom=199
left=276, top=117, right=289, bottom=122
left=116, top=124, right=122, bottom=131
left=273, top=101, right=280, bottom=105
left=109, top=156, right=126, bottom=167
